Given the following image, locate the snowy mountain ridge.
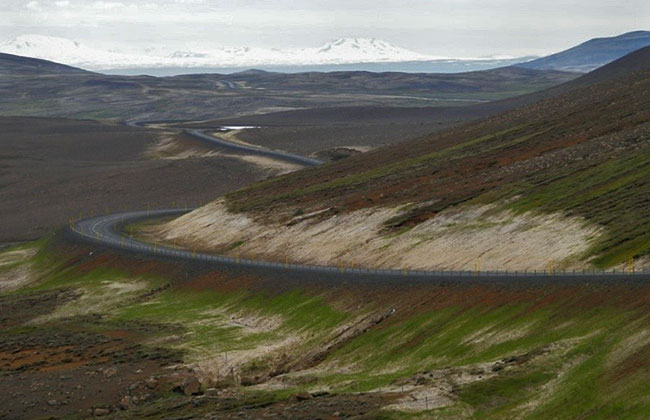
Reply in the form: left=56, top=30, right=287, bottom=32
left=0, top=34, right=512, bottom=70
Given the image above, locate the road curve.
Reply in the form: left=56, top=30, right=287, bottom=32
left=68, top=121, right=650, bottom=283
left=125, top=119, right=322, bottom=167
left=70, top=209, right=650, bottom=283
left=186, top=129, right=322, bottom=167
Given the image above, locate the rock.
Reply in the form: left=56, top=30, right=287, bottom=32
left=103, top=367, right=117, bottom=378
left=181, top=376, right=201, bottom=396
left=205, top=388, right=219, bottom=397
left=145, top=377, right=158, bottom=389
left=47, top=399, right=57, bottom=406
left=128, top=382, right=139, bottom=391
left=93, top=407, right=110, bottom=416
left=289, top=392, right=314, bottom=402
left=119, top=396, right=133, bottom=410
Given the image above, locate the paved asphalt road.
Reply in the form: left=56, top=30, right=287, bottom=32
left=69, top=126, right=650, bottom=284
left=71, top=208, right=650, bottom=284
left=186, top=129, right=322, bottom=166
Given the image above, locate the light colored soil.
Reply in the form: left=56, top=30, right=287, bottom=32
left=154, top=200, right=602, bottom=271
left=146, top=132, right=219, bottom=159
left=0, top=247, right=38, bottom=292
left=32, top=279, right=150, bottom=323
left=147, top=131, right=302, bottom=175
left=218, top=153, right=304, bottom=175
left=198, top=308, right=283, bottom=334
left=210, top=130, right=262, bottom=149
left=606, top=321, right=650, bottom=368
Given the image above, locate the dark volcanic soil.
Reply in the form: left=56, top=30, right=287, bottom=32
left=0, top=117, right=265, bottom=242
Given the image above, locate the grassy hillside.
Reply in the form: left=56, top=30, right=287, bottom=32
left=222, top=47, right=650, bottom=268
left=3, top=238, right=650, bottom=418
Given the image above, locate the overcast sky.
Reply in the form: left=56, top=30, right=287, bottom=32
left=2, top=0, right=649, bottom=56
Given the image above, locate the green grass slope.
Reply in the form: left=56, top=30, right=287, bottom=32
left=225, top=47, right=650, bottom=268
left=4, top=239, right=650, bottom=418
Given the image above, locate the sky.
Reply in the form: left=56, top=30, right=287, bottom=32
left=2, top=0, right=649, bottom=57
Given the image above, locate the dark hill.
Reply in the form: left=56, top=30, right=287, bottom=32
left=0, top=53, right=576, bottom=121
left=518, top=30, right=650, bottom=72
left=0, top=52, right=90, bottom=75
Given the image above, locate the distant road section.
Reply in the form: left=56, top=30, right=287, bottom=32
left=126, top=120, right=323, bottom=167
left=186, top=129, right=323, bottom=167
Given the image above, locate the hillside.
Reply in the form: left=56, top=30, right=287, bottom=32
left=0, top=52, right=89, bottom=75
left=518, top=30, right=650, bottom=72
left=0, top=55, right=576, bottom=121
left=5, top=229, right=650, bottom=418
left=155, top=47, right=650, bottom=271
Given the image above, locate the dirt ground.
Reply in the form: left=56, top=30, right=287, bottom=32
left=0, top=117, right=267, bottom=242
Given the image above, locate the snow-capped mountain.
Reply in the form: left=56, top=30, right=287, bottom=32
left=313, top=38, right=435, bottom=62
left=1, top=34, right=482, bottom=70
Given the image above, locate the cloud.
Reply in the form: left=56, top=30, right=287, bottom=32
left=90, top=1, right=127, bottom=10
left=3, top=0, right=649, bottom=57
left=25, top=1, right=41, bottom=11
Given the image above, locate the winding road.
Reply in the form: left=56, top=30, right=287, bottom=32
left=186, top=129, right=322, bottom=166
left=69, top=125, right=650, bottom=283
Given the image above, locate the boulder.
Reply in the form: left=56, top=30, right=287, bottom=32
left=93, top=407, right=110, bottom=416
left=181, top=376, right=201, bottom=396
left=103, top=367, right=117, bottom=378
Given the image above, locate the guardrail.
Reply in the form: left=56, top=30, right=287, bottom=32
left=69, top=209, right=650, bottom=281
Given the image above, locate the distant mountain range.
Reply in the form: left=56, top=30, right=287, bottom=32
left=518, top=31, right=650, bottom=72
left=2, top=31, right=649, bottom=75
left=0, top=34, right=527, bottom=73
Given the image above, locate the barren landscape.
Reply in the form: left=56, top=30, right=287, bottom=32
left=1, top=21, right=650, bottom=420
left=154, top=47, right=650, bottom=272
